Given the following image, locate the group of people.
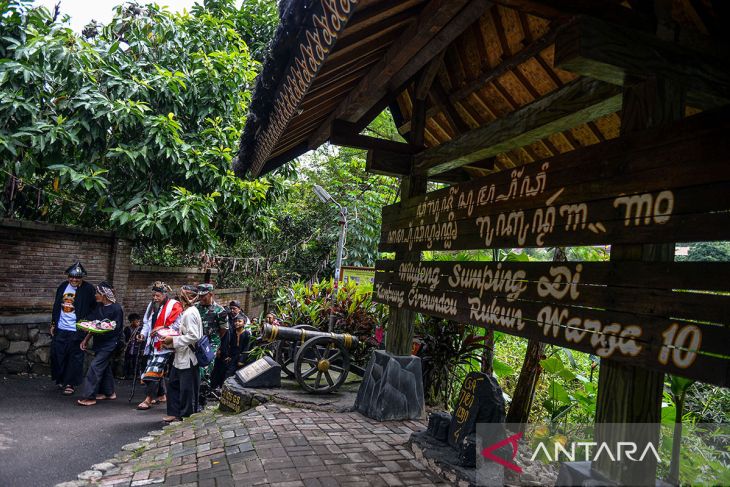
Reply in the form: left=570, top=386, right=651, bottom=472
left=49, top=261, right=257, bottom=422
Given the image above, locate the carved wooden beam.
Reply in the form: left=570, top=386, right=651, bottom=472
left=243, top=0, right=360, bottom=177
left=330, top=120, right=414, bottom=154
left=555, top=15, right=730, bottom=109
left=366, top=149, right=470, bottom=184
left=413, top=77, right=622, bottom=176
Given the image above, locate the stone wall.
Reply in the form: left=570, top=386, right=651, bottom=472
left=216, top=288, right=266, bottom=319
left=0, top=219, right=127, bottom=375
left=0, top=315, right=53, bottom=375
left=124, top=265, right=215, bottom=316
left=0, top=219, right=265, bottom=374
left=125, top=269, right=263, bottom=318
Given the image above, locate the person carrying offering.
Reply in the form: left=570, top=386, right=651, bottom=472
left=51, top=261, right=96, bottom=396
left=137, top=282, right=182, bottom=410
left=77, top=282, right=124, bottom=406
left=161, top=285, right=203, bottom=422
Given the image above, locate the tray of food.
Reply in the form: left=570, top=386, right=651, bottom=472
left=76, top=319, right=117, bottom=334
left=154, top=327, right=180, bottom=338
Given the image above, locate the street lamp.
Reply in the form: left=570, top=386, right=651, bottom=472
left=313, top=184, right=348, bottom=332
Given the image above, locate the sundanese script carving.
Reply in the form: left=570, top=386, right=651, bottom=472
left=374, top=261, right=710, bottom=379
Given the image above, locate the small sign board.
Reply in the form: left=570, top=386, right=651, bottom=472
left=341, top=266, right=375, bottom=285
left=235, top=355, right=281, bottom=388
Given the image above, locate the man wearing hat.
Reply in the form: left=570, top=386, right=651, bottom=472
left=50, top=261, right=96, bottom=395
left=196, top=284, right=228, bottom=404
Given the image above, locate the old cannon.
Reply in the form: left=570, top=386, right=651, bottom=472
left=262, top=323, right=360, bottom=393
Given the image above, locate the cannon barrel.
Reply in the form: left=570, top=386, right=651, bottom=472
left=262, top=324, right=359, bottom=349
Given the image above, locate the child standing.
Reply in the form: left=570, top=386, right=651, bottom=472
left=123, top=313, right=143, bottom=379
left=225, top=314, right=253, bottom=378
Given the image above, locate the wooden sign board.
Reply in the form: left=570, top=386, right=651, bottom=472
left=379, top=108, right=730, bottom=253
left=374, top=260, right=730, bottom=387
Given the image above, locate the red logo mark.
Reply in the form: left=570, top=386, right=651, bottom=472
left=481, top=431, right=523, bottom=473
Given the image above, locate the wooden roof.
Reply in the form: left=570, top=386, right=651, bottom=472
left=235, top=0, right=725, bottom=179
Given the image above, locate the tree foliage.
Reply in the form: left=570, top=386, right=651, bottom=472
left=0, top=0, right=286, bottom=250
left=676, top=241, right=730, bottom=262
left=215, top=111, right=402, bottom=296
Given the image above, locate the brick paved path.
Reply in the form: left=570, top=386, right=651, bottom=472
left=61, top=404, right=451, bottom=487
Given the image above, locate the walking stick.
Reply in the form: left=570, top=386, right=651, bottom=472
left=128, top=338, right=144, bottom=403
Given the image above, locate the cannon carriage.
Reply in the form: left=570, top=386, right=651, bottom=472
left=262, top=323, right=365, bottom=393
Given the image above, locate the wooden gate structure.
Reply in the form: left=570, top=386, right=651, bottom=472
left=235, top=1, right=730, bottom=483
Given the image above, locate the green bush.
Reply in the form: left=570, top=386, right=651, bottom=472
left=273, top=279, right=388, bottom=364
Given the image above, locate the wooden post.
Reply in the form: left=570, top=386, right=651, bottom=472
left=385, top=173, right=427, bottom=355
left=480, top=327, right=494, bottom=375
left=505, top=339, right=545, bottom=425
left=593, top=75, right=684, bottom=484
left=505, top=247, right=566, bottom=425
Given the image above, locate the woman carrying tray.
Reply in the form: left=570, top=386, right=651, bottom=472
left=161, top=285, right=203, bottom=422
left=77, top=282, right=124, bottom=406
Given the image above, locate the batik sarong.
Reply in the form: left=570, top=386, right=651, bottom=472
left=142, top=352, right=170, bottom=381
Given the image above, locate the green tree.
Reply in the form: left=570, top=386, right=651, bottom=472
left=676, top=241, right=730, bottom=262
left=0, top=0, right=286, bottom=250
left=214, top=111, right=402, bottom=297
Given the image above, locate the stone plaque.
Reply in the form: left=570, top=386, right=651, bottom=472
left=219, top=385, right=244, bottom=413
left=448, top=372, right=505, bottom=449
left=235, top=355, right=281, bottom=388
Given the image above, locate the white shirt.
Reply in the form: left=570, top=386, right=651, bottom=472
left=57, top=283, right=78, bottom=332
left=171, top=306, right=203, bottom=369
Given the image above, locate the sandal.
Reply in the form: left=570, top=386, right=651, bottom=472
left=96, top=393, right=117, bottom=401
left=162, top=415, right=179, bottom=423
left=77, top=399, right=96, bottom=406
left=63, top=386, right=75, bottom=396
left=156, top=396, right=167, bottom=404
left=137, top=400, right=152, bottom=410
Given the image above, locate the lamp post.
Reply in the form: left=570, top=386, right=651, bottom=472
left=313, top=184, right=348, bottom=332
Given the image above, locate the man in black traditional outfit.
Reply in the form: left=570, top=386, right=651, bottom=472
left=50, top=261, right=96, bottom=395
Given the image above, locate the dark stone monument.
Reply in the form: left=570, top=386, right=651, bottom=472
left=235, top=355, right=281, bottom=388
left=447, top=372, right=505, bottom=449
left=219, top=376, right=270, bottom=414
left=458, top=432, right=477, bottom=468
left=354, top=350, right=424, bottom=421
left=409, top=372, right=507, bottom=485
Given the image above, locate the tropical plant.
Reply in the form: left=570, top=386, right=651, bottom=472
left=415, top=317, right=487, bottom=409
left=0, top=0, right=287, bottom=250
left=539, top=349, right=597, bottom=425
left=273, top=278, right=388, bottom=364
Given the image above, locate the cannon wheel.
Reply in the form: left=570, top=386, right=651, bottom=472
left=294, top=336, right=350, bottom=394
left=274, top=325, right=318, bottom=378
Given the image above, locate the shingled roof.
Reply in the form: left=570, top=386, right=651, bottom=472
left=235, top=0, right=721, bottom=179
